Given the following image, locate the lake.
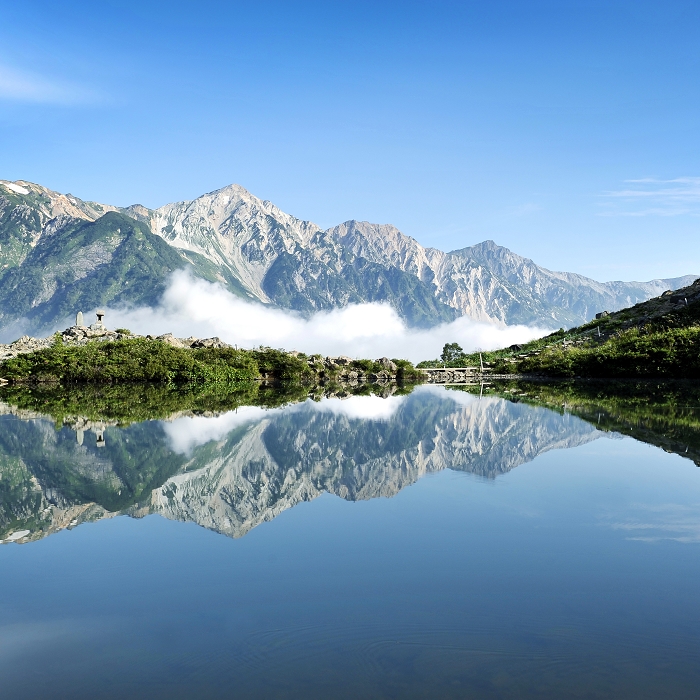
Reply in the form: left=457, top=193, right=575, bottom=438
left=1, top=382, right=699, bottom=699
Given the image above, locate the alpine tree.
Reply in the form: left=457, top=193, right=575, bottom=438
left=440, top=342, right=464, bottom=365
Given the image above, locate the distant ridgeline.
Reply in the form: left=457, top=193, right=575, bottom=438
left=420, top=277, right=700, bottom=379
left=0, top=311, right=422, bottom=386
left=0, top=179, right=696, bottom=336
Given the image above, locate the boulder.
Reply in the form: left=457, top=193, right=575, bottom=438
left=157, top=333, right=190, bottom=348
left=190, top=337, right=231, bottom=349
left=376, top=357, right=398, bottom=371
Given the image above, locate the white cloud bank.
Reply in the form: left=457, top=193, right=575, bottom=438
left=106, top=271, right=545, bottom=363
left=313, top=394, right=406, bottom=421
left=163, top=406, right=275, bottom=454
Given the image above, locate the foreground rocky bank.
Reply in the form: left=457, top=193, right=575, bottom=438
left=0, top=321, right=422, bottom=386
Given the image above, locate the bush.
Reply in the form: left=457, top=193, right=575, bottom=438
left=250, top=347, right=312, bottom=380
left=0, top=338, right=259, bottom=384
left=516, top=326, right=700, bottom=378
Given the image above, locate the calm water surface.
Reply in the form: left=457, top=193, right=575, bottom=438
left=1, top=385, right=699, bottom=699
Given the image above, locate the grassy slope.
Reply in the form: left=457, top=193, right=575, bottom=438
left=420, top=278, right=700, bottom=378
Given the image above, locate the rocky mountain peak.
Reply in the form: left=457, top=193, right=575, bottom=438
left=1, top=179, right=117, bottom=222
left=326, top=219, right=437, bottom=279
left=152, top=183, right=321, bottom=246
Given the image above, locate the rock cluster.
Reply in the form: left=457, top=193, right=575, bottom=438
left=0, top=326, right=233, bottom=363
left=0, top=325, right=133, bottom=362
left=0, top=335, right=54, bottom=361
left=306, top=355, right=400, bottom=385
left=154, top=333, right=230, bottom=349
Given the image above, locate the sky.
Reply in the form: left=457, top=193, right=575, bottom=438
left=1, top=0, right=699, bottom=282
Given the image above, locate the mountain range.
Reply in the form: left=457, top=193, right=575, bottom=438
left=0, top=388, right=604, bottom=544
left=0, top=178, right=694, bottom=336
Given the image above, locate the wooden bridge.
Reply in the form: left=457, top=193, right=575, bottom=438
left=420, top=367, right=486, bottom=385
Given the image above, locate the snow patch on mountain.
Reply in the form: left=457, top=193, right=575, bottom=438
left=1, top=181, right=29, bottom=195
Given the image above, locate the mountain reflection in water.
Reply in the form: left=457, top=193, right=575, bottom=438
left=0, top=385, right=610, bottom=544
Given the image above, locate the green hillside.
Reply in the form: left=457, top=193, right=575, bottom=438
left=421, top=277, right=700, bottom=378
left=0, top=212, right=187, bottom=328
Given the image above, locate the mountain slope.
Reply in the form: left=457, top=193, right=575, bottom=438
left=455, top=276, right=700, bottom=378
left=144, top=184, right=693, bottom=327
left=324, top=221, right=694, bottom=325
left=147, top=185, right=457, bottom=325
left=446, top=240, right=695, bottom=326
left=0, top=210, right=187, bottom=328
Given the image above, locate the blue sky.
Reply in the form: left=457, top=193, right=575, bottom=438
left=1, top=0, right=699, bottom=281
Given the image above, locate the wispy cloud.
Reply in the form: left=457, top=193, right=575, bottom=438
left=604, top=503, right=700, bottom=543
left=600, top=177, right=700, bottom=217
left=0, top=64, right=99, bottom=105
left=510, top=202, right=543, bottom=217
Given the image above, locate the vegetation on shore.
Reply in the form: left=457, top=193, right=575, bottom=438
left=0, top=336, right=423, bottom=386
left=419, top=278, right=700, bottom=378
left=0, top=381, right=303, bottom=426
left=0, top=380, right=417, bottom=427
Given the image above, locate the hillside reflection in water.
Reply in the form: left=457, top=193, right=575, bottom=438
left=1, top=384, right=699, bottom=699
